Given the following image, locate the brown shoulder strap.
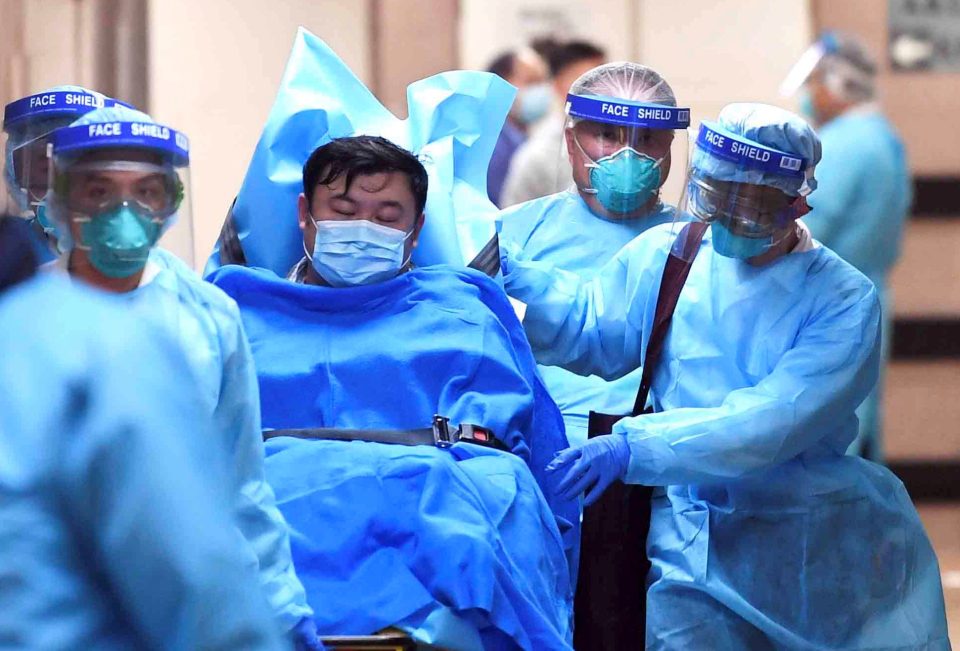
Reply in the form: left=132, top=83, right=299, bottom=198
left=630, top=221, right=708, bottom=416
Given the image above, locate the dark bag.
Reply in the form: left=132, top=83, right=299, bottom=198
left=573, top=222, right=707, bottom=651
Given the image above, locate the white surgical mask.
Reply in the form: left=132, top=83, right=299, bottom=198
left=305, top=218, right=414, bottom=287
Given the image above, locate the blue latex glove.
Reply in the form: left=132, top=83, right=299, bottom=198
left=546, top=434, right=630, bottom=506
left=291, top=617, right=325, bottom=651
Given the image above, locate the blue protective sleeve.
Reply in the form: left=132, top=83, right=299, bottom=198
left=617, top=277, right=881, bottom=485
left=51, top=287, right=287, bottom=651
left=214, top=297, right=313, bottom=632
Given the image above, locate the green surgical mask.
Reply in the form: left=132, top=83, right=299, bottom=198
left=587, top=148, right=662, bottom=214
left=77, top=203, right=162, bottom=278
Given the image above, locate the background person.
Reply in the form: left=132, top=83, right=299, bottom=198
left=500, top=40, right=606, bottom=207
left=781, top=30, right=911, bottom=462
left=485, top=47, right=550, bottom=207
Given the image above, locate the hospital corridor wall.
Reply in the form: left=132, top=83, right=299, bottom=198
left=1, top=0, right=959, bottom=644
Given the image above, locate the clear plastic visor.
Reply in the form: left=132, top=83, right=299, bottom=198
left=566, top=118, right=689, bottom=215
left=49, top=153, right=194, bottom=265
left=674, top=168, right=809, bottom=259
left=2, top=117, right=74, bottom=215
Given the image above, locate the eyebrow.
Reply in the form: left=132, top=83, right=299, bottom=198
left=329, top=193, right=404, bottom=211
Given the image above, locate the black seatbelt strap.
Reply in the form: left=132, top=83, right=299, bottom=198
left=264, top=415, right=508, bottom=451
left=467, top=233, right=501, bottom=278
left=215, top=198, right=248, bottom=266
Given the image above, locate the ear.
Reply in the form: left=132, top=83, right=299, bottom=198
left=564, top=127, right=577, bottom=160
left=297, top=193, right=310, bottom=232
left=411, top=211, right=426, bottom=248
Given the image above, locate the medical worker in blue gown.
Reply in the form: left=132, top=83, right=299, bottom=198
left=0, top=216, right=287, bottom=651
left=498, top=62, right=690, bottom=447
left=210, top=135, right=574, bottom=651
left=45, top=106, right=321, bottom=650
left=3, top=86, right=130, bottom=261
left=782, top=31, right=912, bottom=461
left=502, top=103, right=950, bottom=649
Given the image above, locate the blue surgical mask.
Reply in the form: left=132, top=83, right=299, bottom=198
left=711, top=221, right=772, bottom=259
left=306, top=218, right=414, bottom=287
left=76, top=203, right=162, bottom=278
left=516, top=83, right=552, bottom=125
left=587, top=148, right=662, bottom=214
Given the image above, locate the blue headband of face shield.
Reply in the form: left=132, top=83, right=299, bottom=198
left=566, top=94, right=690, bottom=129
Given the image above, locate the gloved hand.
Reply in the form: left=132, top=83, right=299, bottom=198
left=291, top=617, right=326, bottom=651
left=498, top=237, right=520, bottom=278
left=546, top=434, right=631, bottom=506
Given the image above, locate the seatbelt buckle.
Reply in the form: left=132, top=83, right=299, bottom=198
left=432, top=415, right=455, bottom=448
left=431, top=415, right=500, bottom=450
left=457, top=423, right=498, bottom=447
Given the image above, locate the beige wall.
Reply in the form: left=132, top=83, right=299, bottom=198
left=459, top=0, right=636, bottom=70
left=813, top=0, right=960, bottom=176
left=374, top=0, right=459, bottom=117
left=147, top=0, right=373, bottom=266
left=637, top=0, right=813, bottom=124
left=635, top=0, right=813, bottom=207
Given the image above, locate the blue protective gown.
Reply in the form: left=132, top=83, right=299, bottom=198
left=805, top=109, right=911, bottom=461
left=505, top=223, right=950, bottom=649
left=122, top=247, right=312, bottom=635
left=209, top=264, right=575, bottom=651
left=0, top=274, right=286, bottom=651
left=498, top=190, right=677, bottom=446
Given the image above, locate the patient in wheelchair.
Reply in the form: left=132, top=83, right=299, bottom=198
left=210, top=136, right=575, bottom=651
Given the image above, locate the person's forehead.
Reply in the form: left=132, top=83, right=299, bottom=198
left=513, top=50, right=548, bottom=82
left=77, top=148, right=163, bottom=165
left=316, top=170, right=415, bottom=203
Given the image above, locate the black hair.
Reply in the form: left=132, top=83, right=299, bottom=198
left=487, top=51, right=517, bottom=80
left=302, top=135, right=428, bottom=215
left=545, top=40, right=606, bottom=78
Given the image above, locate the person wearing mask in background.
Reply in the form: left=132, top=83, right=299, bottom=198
left=500, top=102, right=949, bottom=649
left=2, top=86, right=130, bottom=262
left=781, top=31, right=910, bottom=462
left=499, top=61, right=689, bottom=448
left=0, top=214, right=289, bottom=651
left=45, top=105, right=322, bottom=650
left=485, top=47, right=551, bottom=207
left=500, top=40, right=606, bottom=207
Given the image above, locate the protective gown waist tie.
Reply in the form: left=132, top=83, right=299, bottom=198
left=263, top=415, right=508, bottom=452
left=575, top=221, right=708, bottom=651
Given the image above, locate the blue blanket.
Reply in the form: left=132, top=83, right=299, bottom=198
left=210, top=265, right=574, bottom=650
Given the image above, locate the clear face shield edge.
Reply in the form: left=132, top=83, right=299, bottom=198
left=3, top=90, right=131, bottom=228
left=48, top=121, right=193, bottom=276
left=674, top=122, right=812, bottom=262
left=564, top=94, right=690, bottom=219
left=2, top=118, right=75, bottom=227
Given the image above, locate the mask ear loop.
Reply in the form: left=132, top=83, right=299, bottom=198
left=570, top=125, right=666, bottom=198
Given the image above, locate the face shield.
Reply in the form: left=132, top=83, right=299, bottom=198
left=676, top=122, right=811, bottom=261
left=48, top=121, right=193, bottom=277
left=564, top=93, right=690, bottom=219
left=2, top=90, right=130, bottom=229
left=780, top=32, right=876, bottom=102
